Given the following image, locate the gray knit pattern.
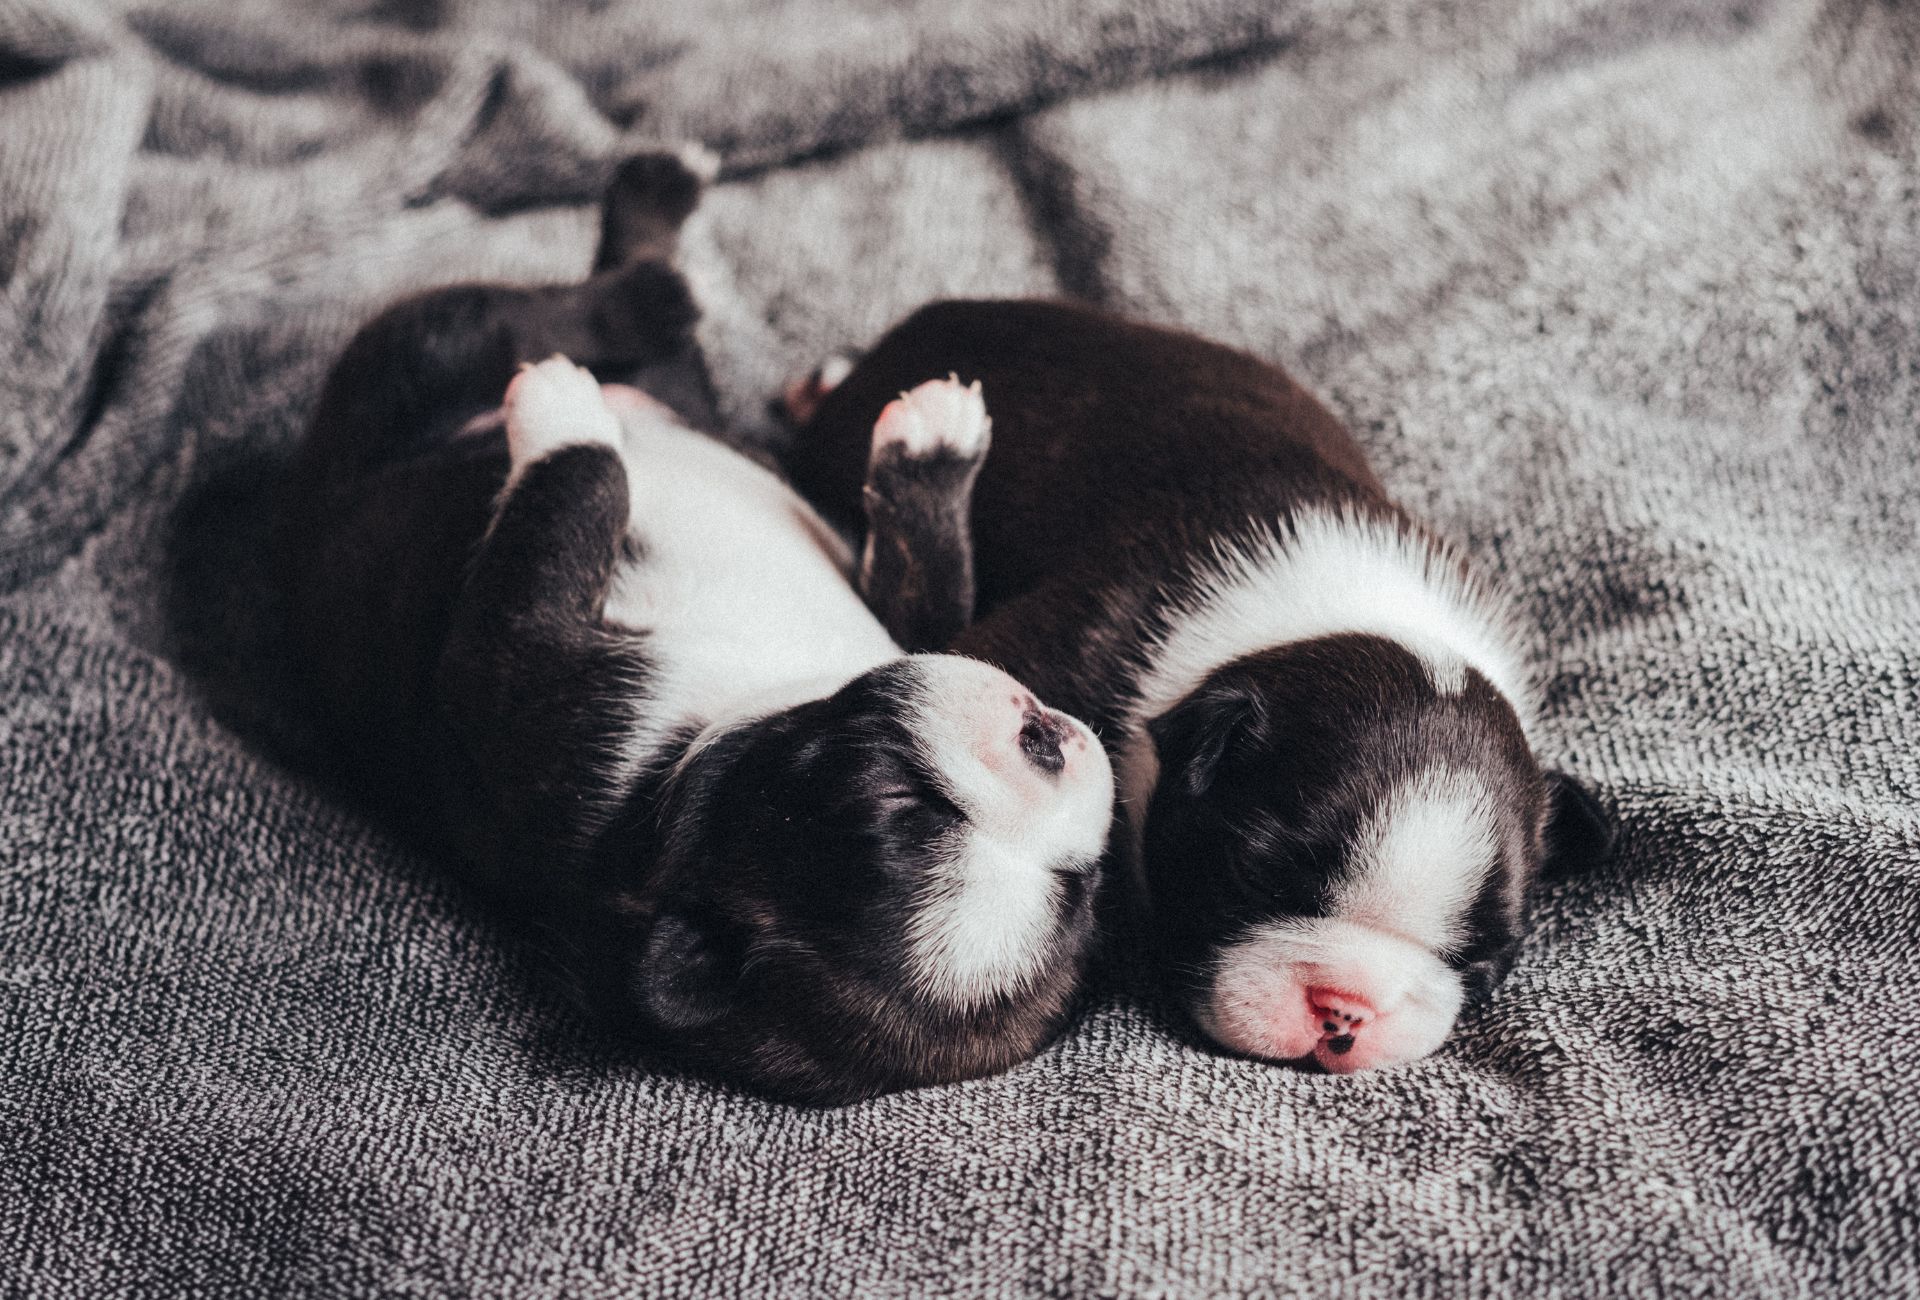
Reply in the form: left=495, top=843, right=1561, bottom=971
left=2, top=0, right=1916, bottom=1296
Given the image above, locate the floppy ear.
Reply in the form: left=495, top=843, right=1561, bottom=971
left=633, top=905, right=745, bottom=1032
left=1147, top=685, right=1264, bottom=800
left=1540, top=770, right=1619, bottom=876
left=1461, top=947, right=1519, bottom=1003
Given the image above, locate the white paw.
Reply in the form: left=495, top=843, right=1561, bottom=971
left=781, top=354, right=854, bottom=425
left=872, top=375, right=991, bottom=462
left=817, top=354, right=854, bottom=391
left=503, top=355, right=621, bottom=470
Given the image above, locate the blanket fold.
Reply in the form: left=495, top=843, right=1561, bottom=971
left=1, top=0, right=1914, bottom=1295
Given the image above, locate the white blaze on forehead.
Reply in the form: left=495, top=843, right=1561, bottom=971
left=899, top=656, right=1113, bottom=1007
left=1332, top=769, right=1498, bottom=954
left=1117, top=506, right=1533, bottom=850
left=1194, top=771, right=1503, bottom=1069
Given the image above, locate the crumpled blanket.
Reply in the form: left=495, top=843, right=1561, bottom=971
left=2, top=0, right=1915, bottom=1295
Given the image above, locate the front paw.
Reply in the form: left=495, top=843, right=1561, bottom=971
left=872, top=375, right=992, bottom=468
left=503, top=356, right=622, bottom=472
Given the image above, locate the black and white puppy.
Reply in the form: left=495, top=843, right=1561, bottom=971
left=786, top=299, right=1616, bottom=1075
left=277, top=166, right=1112, bottom=1105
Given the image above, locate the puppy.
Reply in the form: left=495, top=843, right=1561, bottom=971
left=786, top=299, right=1616, bottom=1074
left=277, top=166, right=1113, bottom=1105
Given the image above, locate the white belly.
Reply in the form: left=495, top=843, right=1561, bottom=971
left=602, top=414, right=899, bottom=727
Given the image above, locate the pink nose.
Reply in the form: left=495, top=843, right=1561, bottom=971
left=1306, top=987, right=1375, bottom=1057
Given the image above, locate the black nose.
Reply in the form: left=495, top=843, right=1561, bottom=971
left=1018, top=708, right=1067, bottom=775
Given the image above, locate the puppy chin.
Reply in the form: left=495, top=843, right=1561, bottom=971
left=1194, top=918, right=1464, bottom=1074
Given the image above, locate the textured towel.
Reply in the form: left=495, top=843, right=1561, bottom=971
left=2, top=0, right=1916, bottom=1296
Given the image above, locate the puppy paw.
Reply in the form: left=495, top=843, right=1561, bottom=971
left=594, top=147, right=716, bottom=271
left=673, top=140, right=723, bottom=184
left=503, top=356, right=621, bottom=471
left=780, top=354, right=854, bottom=426
left=872, top=375, right=991, bottom=466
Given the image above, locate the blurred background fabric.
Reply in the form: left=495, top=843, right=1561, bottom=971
left=2, top=0, right=1916, bottom=1295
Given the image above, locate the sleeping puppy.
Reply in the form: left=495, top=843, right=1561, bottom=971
left=785, top=299, right=1616, bottom=1075
left=276, top=165, right=1112, bottom=1105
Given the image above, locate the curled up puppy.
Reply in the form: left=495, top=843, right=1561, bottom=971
left=787, top=300, right=1618, bottom=1075
left=276, top=158, right=1113, bottom=1105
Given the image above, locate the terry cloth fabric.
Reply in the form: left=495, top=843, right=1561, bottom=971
left=2, top=0, right=1916, bottom=1295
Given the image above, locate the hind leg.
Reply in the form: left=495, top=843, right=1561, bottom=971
left=592, top=144, right=719, bottom=271
left=297, top=266, right=695, bottom=484
left=298, top=147, right=711, bottom=486
left=512, top=143, right=720, bottom=378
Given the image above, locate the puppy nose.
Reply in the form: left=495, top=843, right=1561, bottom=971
left=1306, top=987, right=1374, bottom=1056
left=1017, top=707, right=1067, bottom=775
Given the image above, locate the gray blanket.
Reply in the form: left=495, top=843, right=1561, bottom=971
left=3, top=0, right=1915, bottom=1295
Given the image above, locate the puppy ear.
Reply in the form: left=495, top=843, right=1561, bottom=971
left=1540, top=770, right=1618, bottom=876
left=1148, top=685, right=1263, bottom=800
left=633, top=905, right=745, bottom=1032
left=1461, top=948, right=1519, bottom=1003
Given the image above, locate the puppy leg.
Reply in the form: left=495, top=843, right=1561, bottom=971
left=437, top=358, right=647, bottom=864
left=501, top=356, right=625, bottom=485
left=859, top=376, right=990, bottom=653
left=297, top=262, right=695, bottom=494
left=300, top=147, right=708, bottom=492
left=303, top=146, right=710, bottom=481
left=592, top=144, right=719, bottom=272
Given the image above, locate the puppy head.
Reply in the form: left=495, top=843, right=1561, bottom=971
left=1141, top=634, right=1613, bottom=1074
left=628, top=656, right=1114, bottom=1104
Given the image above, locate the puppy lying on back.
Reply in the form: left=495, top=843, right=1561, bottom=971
left=277, top=164, right=1113, bottom=1105
left=787, top=299, right=1615, bottom=1074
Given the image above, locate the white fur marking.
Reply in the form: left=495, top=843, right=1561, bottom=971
left=594, top=393, right=897, bottom=781
left=1118, top=507, right=1533, bottom=851
left=861, top=376, right=993, bottom=595
left=501, top=356, right=621, bottom=491
left=1202, top=916, right=1465, bottom=1072
left=674, top=140, right=722, bottom=183
left=907, top=837, right=1064, bottom=1009
left=872, top=375, right=992, bottom=459
left=817, top=354, right=854, bottom=391
left=1333, top=769, right=1497, bottom=954
left=902, top=658, right=1113, bottom=1007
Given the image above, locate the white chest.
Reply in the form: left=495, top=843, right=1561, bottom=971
left=601, top=416, right=898, bottom=726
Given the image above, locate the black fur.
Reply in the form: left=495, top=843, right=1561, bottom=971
left=792, top=299, right=1618, bottom=1037
left=592, top=150, right=708, bottom=273
left=860, top=439, right=987, bottom=653
left=276, top=171, right=1095, bottom=1105
left=1138, top=638, right=1543, bottom=1006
